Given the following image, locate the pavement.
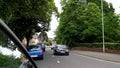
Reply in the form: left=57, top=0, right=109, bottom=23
left=72, top=50, right=120, bottom=63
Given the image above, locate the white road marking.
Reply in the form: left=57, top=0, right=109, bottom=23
left=57, top=60, right=60, bottom=64
left=73, top=53, right=120, bottom=64
left=52, top=55, right=55, bottom=58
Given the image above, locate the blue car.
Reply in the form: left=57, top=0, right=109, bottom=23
left=37, top=43, right=46, bottom=52
left=27, top=45, right=44, bottom=60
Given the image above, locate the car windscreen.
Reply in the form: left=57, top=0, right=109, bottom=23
left=27, top=45, right=40, bottom=51
left=57, top=45, right=68, bottom=49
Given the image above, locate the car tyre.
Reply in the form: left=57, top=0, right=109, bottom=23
left=38, top=56, right=44, bottom=60
left=53, top=52, right=57, bottom=55
left=66, top=53, right=69, bottom=56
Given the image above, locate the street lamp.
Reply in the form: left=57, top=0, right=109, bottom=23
left=101, top=0, right=105, bottom=53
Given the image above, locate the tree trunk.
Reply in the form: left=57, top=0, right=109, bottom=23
left=26, top=36, right=29, bottom=48
left=26, top=29, right=32, bottom=48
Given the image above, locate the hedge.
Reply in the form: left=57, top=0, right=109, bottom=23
left=0, top=53, right=21, bottom=68
left=74, top=43, right=120, bottom=50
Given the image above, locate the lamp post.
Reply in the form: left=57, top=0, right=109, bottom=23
left=101, top=0, right=105, bottom=53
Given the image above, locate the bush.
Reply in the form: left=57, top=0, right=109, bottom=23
left=74, top=43, right=120, bottom=50
left=44, top=40, right=52, bottom=46
left=0, top=53, right=21, bottom=68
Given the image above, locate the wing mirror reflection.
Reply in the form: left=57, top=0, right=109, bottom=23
left=20, top=60, right=33, bottom=68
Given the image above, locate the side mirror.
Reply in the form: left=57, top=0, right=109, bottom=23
left=20, top=60, right=33, bottom=68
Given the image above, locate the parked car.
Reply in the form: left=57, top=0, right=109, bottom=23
left=27, top=45, right=44, bottom=60
left=0, top=19, right=37, bottom=68
left=41, top=43, right=45, bottom=52
left=52, top=44, right=69, bottom=55
left=37, top=43, right=45, bottom=52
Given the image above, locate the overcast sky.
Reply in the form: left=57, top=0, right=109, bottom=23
left=106, top=0, right=120, bottom=14
left=47, top=0, right=120, bottom=39
left=47, top=0, right=61, bottom=39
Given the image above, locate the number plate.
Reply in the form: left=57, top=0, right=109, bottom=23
left=61, top=51, right=65, bottom=53
left=30, top=55, right=38, bottom=57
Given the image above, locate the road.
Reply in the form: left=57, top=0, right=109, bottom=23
left=35, top=47, right=120, bottom=68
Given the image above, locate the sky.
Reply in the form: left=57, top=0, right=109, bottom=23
left=47, top=0, right=61, bottom=39
left=0, top=46, right=21, bottom=58
left=47, top=0, right=120, bottom=39
left=105, top=0, right=120, bottom=14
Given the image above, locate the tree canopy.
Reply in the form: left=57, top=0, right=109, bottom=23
left=0, top=0, right=58, bottom=46
left=56, top=0, right=120, bottom=47
left=0, top=0, right=58, bottom=47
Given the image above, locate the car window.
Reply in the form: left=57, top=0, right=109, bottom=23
left=27, top=45, right=41, bottom=51
left=1, top=0, right=120, bottom=68
left=0, top=20, right=37, bottom=68
left=41, top=43, right=45, bottom=48
left=57, top=45, right=67, bottom=49
left=0, top=30, right=22, bottom=68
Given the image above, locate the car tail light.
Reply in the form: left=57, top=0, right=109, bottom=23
left=40, top=50, right=43, bottom=54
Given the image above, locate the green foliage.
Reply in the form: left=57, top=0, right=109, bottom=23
left=0, top=53, right=21, bottom=68
left=56, top=0, right=120, bottom=47
left=0, top=30, right=8, bottom=47
left=74, top=43, right=120, bottom=50
left=0, top=0, right=58, bottom=47
left=88, top=0, right=115, bottom=14
left=80, top=2, right=102, bottom=42
left=44, top=40, right=52, bottom=46
left=0, top=0, right=58, bottom=41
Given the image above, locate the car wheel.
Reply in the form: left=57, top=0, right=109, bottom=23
left=66, top=53, right=69, bottom=55
left=53, top=53, right=56, bottom=55
left=53, top=52, right=57, bottom=55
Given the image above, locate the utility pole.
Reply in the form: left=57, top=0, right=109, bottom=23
left=101, top=0, right=105, bottom=53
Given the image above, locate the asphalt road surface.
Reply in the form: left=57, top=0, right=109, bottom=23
left=35, top=47, right=120, bottom=68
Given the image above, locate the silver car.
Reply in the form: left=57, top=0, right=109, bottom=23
left=53, top=44, right=69, bottom=55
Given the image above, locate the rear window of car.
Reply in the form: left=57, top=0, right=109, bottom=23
left=57, top=45, right=68, bottom=49
left=27, top=45, right=41, bottom=50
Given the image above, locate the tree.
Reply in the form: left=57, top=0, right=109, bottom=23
left=56, top=0, right=120, bottom=47
left=88, top=0, right=120, bottom=42
left=56, top=1, right=101, bottom=45
left=79, top=2, right=102, bottom=43
left=56, top=0, right=87, bottom=46
left=0, top=0, right=58, bottom=47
